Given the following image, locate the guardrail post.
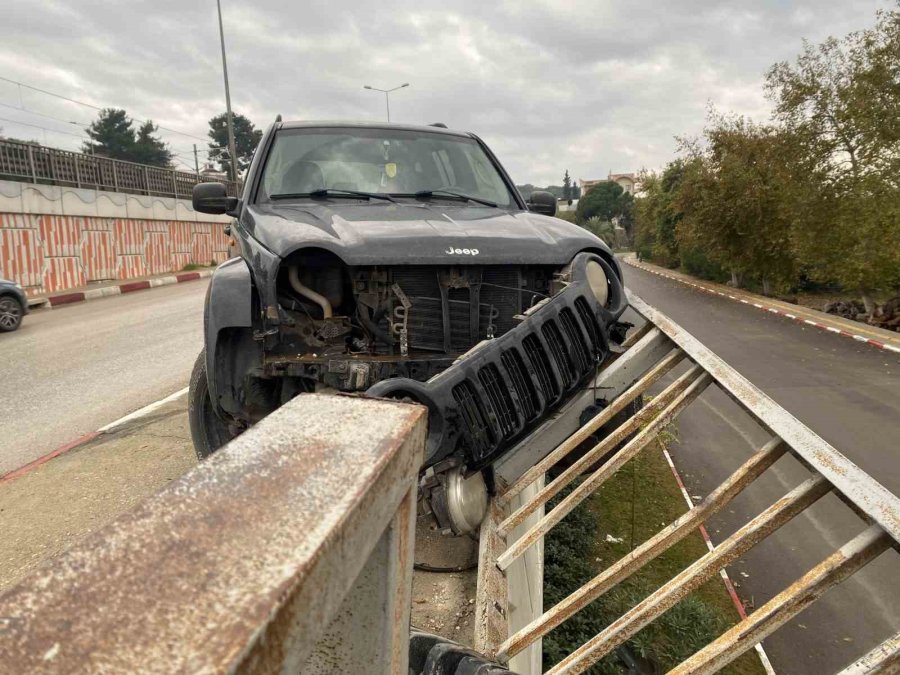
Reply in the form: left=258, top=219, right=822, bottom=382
left=26, top=144, right=37, bottom=183
left=112, top=161, right=119, bottom=192
left=171, top=170, right=178, bottom=199
left=74, top=155, right=82, bottom=189
left=143, top=166, right=150, bottom=195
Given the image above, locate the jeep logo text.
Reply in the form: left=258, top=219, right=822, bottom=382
left=446, top=247, right=480, bottom=256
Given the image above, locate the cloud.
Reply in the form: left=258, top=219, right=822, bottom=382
left=0, top=0, right=892, bottom=183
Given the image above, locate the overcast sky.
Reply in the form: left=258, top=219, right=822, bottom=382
left=0, top=0, right=892, bottom=185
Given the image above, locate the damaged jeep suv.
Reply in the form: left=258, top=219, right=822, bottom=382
left=190, top=121, right=628, bottom=527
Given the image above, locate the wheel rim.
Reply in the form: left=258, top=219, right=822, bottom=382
left=0, top=298, right=21, bottom=329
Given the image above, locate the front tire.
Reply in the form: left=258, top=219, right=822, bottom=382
left=0, top=295, right=23, bottom=332
left=189, top=349, right=239, bottom=459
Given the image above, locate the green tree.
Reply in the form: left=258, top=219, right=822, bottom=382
left=675, top=116, right=797, bottom=294
left=766, top=8, right=900, bottom=311
left=633, top=162, right=687, bottom=266
left=576, top=181, right=633, bottom=225
left=208, top=112, right=263, bottom=180
left=563, top=169, right=572, bottom=200
left=132, top=120, right=173, bottom=168
left=83, top=108, right=136, bottom=160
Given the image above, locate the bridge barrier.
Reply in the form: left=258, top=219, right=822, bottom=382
left=0, top=294, right=897, bottom=674
left=477, top=292, right=900, bottom=674
left=0, top=394, right=427, bottom=674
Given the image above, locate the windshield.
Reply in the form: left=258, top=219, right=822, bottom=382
left=257, top=127, right=516, bottom=208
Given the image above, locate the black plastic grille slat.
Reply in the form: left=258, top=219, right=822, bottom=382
left=542, top=320, right=577, bottom=388
left=560, top=307, right=592, bottom=374
left=501, top=349, right=539, bottom=422
left=575, top=296, right=602, bottom=353
left=451, top=381, right=495, bottom=460
left=523, top=334, right=559, bottom=403
left=478, top=364, right=517, bottom=439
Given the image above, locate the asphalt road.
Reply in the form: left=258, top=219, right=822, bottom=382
left=0, top=281, right=208, bottom=475
left=624, top=267, right=900, bottom=675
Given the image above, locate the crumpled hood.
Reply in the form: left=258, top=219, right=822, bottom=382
left=244, top=201, right=610, bottom=265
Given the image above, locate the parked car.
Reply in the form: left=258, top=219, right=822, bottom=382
left=189, top=121, right=629, bottom=529
left=0, top=279, right=28, bottom=332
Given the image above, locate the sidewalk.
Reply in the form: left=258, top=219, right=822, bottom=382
left=622, top=254, right=900, bottom=354
left=28, top=267, right=215, bottom=309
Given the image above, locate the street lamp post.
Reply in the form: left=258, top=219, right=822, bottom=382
left=216, top=0, right=239, bottom=186
left=363, top=83, right=410, bottom=122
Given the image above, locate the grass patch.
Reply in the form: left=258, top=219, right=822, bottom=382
left=542, top=439, right=764, bottom=675
left=180, top=262, right=213, bottom=271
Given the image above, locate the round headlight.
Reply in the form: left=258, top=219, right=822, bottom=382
left=586, top=260, right=610, bottom=306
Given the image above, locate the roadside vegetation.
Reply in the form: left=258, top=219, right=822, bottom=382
left=77, top=108, right=263, bottom=180
left=542, top=436, right=763, bottom=675
left=633, top=7, right=900, bottom=331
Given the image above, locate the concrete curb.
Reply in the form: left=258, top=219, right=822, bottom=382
left=38, top=269, right=214, bottom=308
left=624, top=258, right=900, bottom=355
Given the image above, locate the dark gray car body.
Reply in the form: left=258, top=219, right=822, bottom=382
left=200, top=122, right=624, bottom=459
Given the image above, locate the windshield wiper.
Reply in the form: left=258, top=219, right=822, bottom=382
left=271, top=188, right=397, bottom=203
left=413, top=189, right=498, bottom=208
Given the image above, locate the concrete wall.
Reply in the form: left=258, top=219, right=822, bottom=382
left=0, top=180, right=232, bottom=296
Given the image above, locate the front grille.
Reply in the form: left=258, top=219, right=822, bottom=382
left=523, top=334, right=559, bottom=405
left=501, top=348, right=539, bottom=422
left=478, top=363, right=518, bottom=440
left=542, top=321, right=577, bottom=389
left=575, top=296, right=602, bottom=353
left=560, top=308, right=592, bottom=374
left=452, top=381, right=494, bottom=460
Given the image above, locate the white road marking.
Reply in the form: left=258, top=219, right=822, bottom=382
left=98, top=387, right=189, bottom=432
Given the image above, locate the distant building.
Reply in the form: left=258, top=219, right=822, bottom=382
left=200, top=163, right=228, bottom=181
left=579, top=172, right=639, bottom=197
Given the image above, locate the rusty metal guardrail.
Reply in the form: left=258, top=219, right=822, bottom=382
left=476, top=291, right=900, bottom=674
left=0, top=293, right=896, bottom=674
left=0, top=138, right=238, bottom=199
left=0, top=394, right=426, bottom=674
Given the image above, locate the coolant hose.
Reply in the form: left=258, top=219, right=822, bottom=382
left=288, top=266, right=333, bottom=319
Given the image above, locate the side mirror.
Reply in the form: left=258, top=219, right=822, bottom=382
left=527, top=190, right=557, bottom=217
left=193, top=182, right=239, bottom=215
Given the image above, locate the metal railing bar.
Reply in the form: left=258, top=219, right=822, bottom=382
left=498, top=360, right=698, bottom=537
left=498, top=347, right=685, bottom=509
left=666, top=524, right=892, bottom=675
left=543, top=475, right=832, bottom=675
left=496, top=369, right=712, bottom=571
left=496, top=437, right=787, bottom=661
left=627, top=291, right=900, bottom=543
left=836, top=630, right=900, bottom=675
left=620, top=321, right=655, bottom=349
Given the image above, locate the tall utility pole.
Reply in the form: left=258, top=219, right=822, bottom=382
left=363, top=83, right=410, bottom=122
left=193, top=144, right=200, bottom=176
left=217, top=0, right=239, bottom=185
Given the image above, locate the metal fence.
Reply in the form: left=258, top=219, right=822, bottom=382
left=478, top=292, right=900, bottom=674
left=0, top=138, right=238, bottom=199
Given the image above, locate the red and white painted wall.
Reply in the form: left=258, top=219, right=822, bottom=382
left=0, top=180, right=232, bottom=296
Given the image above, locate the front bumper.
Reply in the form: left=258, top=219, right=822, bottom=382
left=367, top=252, right=626, bottom=469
